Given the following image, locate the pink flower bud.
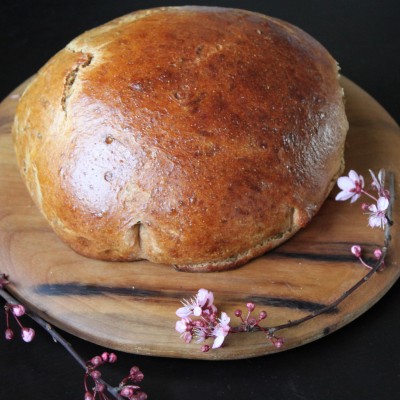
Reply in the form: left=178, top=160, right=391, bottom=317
left=259, top=311, right=267, bottom=320
left=5, top=328, right=14, bottom=340
left=91, top=370, right=101, bottom=379
left=101, top=352, right=109, bottom=362
left=11, top=304, right=25, bottom=317
left=201, top=345, right=210, bottom=352
left=108, top=352, right=117, bottom=363
left=120, top=386, right=134, bottom=398
left=246, top=302, right=255, bottom=312
left=351, top=245, right=362, bottom=258
left=134, top=372, right=144, bottom=382
left=361, top=203, right=369, bottom=211
left=91, top=356, right=103, bottom=366
left=234, top=309, right=242, bottom=317
left=273, top=337, right=284, bottom=348
left=130, top=366, right=140, bottom=376
left=21, top=327, right=35, bottom=342
left=374, top=248, right=383, bottom=259
left=84, top=391, right=94, bottom=400
left=137, top=391, right=148, bottom=400
left=95, top=383, right=106, bottom=392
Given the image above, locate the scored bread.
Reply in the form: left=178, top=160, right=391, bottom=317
left=12, top=6, right=348, bottom=272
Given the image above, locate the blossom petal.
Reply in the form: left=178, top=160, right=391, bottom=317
left=176, top=306, right=192, bottom=318
left=350, top=193, right=361, bottom=203
left=335, top=190, right=354, bottom=201
left=337, top=176, right=355, bottom=191
left=196, top=289, right=209, bottom=307
left=212, top=334, right=225, bottom=349
left=219, top=312, right=231, bottom=327
left=348, top=170, right=360, bottom=181
left=377, top=196, right=389, bottom=211
left=175, top=320, right=187, bottom=333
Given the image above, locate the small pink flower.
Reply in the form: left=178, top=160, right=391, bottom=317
left=368, top=197, right=389, bottom=228
left=175, top=317, right=192, bottom=334
left=335, top=170, right=364, bottom=203
left=21, top=327, right=35, bottom=342
left=176, top=289, right=214, bottom=318
left=212, top=312, right=231, bottom=349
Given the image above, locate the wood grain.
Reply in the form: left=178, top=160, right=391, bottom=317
left=0, top=77, right=399, bottom=360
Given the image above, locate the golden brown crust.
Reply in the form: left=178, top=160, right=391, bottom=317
left=12, top=6, right=348, bottom=271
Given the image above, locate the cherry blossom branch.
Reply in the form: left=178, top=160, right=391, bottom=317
left=175, top=170, right=395, bottom=351
left=0, top=284, right=147, bottom=400
left=260, top=171, right=394, bottom=337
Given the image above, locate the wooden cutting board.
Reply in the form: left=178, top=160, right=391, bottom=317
left=0, top=77, right=399, bottom=360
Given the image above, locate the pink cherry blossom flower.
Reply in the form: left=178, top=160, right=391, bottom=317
left=368, top=196, right=389, bottom=228
left=175, top=317, right=192, bottom=334
left=176, top=288, right=214, bottom=318
left=335, top=170, right=364, bottom=203
left=212, top=312, right=231, bottom=349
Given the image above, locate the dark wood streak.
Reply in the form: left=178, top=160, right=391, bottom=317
left=34, top=283, right=334, bottom=313
left=273, top=241, right=380, bottom=263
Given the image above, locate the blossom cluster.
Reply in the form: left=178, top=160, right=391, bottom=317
left=175, top=289, right=284, bottom=351
left=336, top=169, right=390, bottom=229
left=84, top=353, right=147, bottom=400
left=175, top=289, right=231, bottom=351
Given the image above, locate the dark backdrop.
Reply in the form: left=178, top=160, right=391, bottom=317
left=0, top=1, right=399, bottom=399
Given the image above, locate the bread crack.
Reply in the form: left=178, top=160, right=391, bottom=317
left=61, top=52, right=93, bottom=114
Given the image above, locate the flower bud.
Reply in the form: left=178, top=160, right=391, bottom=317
left=130, top=366, right=139, bottom=374
left=137, top=391, right=148, bottom=400
left=234, top=309, right=242, bottom=317
left=108, top=352, right=117, bottom=363
left=91, top=356, right=103, bottom=366
left=259, top=311, right=267, bottom=320
left=21, top=327, right=35, bottom=342
left=90, top=370, right=101, bottom=379
left=101, top=352, right=109, bottom=362
left=273, top=337, right=284, bottom=348
left=120, top=386, right=134, bottom=398
left=134, top=372, right=144, bottom=382
left=95, top=383, right=106, bottom=392
left=11, top=304, right=25, bottom=317
left=246, top=302, right=255, bottom=312
left=351, top=245, right=362, bottom=258
left=201, top=345, right=210, bottom=352
left=5, top=328, right=14, bottom=340
left=361, top=203, right=369, bottom=211
left=374, top=248, right=383, bottom=259
left=84, top=391, right=94, bottom=400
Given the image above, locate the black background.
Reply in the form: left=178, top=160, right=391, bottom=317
left=0, top=1, right=399, bottom=399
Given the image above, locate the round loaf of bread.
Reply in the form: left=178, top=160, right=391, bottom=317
left=13, top=6, right=348, bottom=272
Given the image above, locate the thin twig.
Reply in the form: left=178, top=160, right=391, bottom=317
left=0, top=287, right=123, bottom=400
left=266, top=171, right=395, bottom=336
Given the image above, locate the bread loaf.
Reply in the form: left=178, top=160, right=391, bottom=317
left=12, top=6, right=348, bottom=271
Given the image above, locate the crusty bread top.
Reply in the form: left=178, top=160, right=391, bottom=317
left=13, top=6, right=348, bottom=271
